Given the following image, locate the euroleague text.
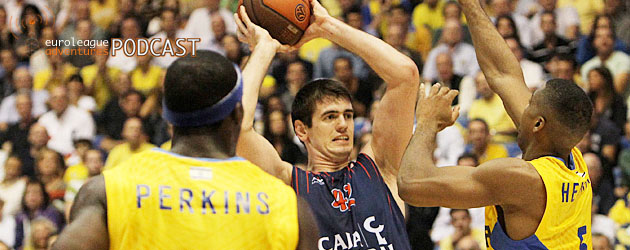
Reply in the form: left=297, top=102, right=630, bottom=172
left=136, top=184, right=270, bottom=215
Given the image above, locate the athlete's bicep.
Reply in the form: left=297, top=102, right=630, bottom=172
left=296, top=197, right=318, bottom=250
left=400, top=158, right=537, bottom=209
left=236, top=129, right=293, bottom=184
left=52, top=176, right=109, bottom=250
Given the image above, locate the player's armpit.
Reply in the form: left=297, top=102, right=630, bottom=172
left=398, top=158, right=542, bottom=209
left=296, top=197, right=319, bottom=250
left=236, top=129, right=293, bottom=184
left=52, top=176, right=109, bottom=250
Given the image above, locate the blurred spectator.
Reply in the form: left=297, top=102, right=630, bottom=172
left=468, top=72, right=517, bottom=143
left=494, top=15, right=524, bottom=47
left=263, top=110, right=306, bottom=165
left=585, top=152, right=616, bottom=215
left=5, top=1, right=50, bottom=35
left=576, top=15, right=630, bottom=65
left=151, top=8, right=192, bottom=69
left=80, top=44, right=121, bottom=110
left=557, top=0, right=604, bottom=36
left=0, top=199, right=16, bottom=248
left=590, top=113, right=620, bottom=165
left=605, top=0, right=630, bottom=45
left=422, top=19, right=479, bottom=82
left=385, top=24, right=423, bottom=71
left=63, top=149, right=103, bottom=218
left=411, top=0, right=445, bottom=31
left=529, top=0, right=580, bottom=43
left=28, top=27, right=53, bottom=77
left=14, top=179, right=63, bottom=250
left=592, top=233, right=613, bottom=250
left=0, top=7, right=14, bottom=51
left=546, top=53, right=583, bottom=88
left=21, top=124, right=49, bottom=178
left=454, top=235, right=482, bottom=250
left=185, top=0, right=236, bottom=48
left=280, top=61, right=309, bottom=110
left=333, top=56, right=373, bottom=115
left=465, top=118, right=509, bottom=163
left=384, top=5, right=432, bottom=61
left=64, top=19, right=97, bottom=68
left=22, top=217, right=57, bottom=250
left=432, top=53, right=475, bottom=110
left=130, top=44, right=163, bottom=96
left=0, top=49, right=18, bottom=99
left=439, top=209, right=486, bottom=250
left=314, top=44, right=369, bottom=80
left=89, top=0, right=118, bottom=30
left=33, top=50, right=78, bottom=92
left=65, top=75, right=96, bottom=113
left=97, top=89, right=144, bottom=150
left=270, top=50, right=313, bottom=87
left=107, top=16, right=141, bottom=73
left=146, top=0, right=181, bottom=36
left=580, top=27, right=630, bottom=94
left=591, top=196, right=616, bottom=243
left=490, top=0, right=533, bottom=49
left=104, top=117, right=155, bottom=170
left=0, top=156, right=26, bottom=216
left=529, top=11, right=576, bottom=64
left=505, top=36, right=545, bottom=89
left=435, top=125, right=465, bottom=167
left=35, top=149, right=65, bottom=201
left=0, top=67, right=49, bottom=125
left=13, top=5, right=45, bottom=62
left=608, top=190, right=630, bottom=225
left=38, top=86, right=95, bottom=155
left=221, top=34, right=247, bottom=66
left=0, top=91, right=37, bottom=162
left=197, top=13, right=228, bottom=53
left=343, top=5, right=377, bottom=36
left=588, top=67, right=627, bottom=129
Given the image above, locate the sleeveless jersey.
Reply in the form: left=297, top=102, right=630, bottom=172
left=485, top=147, right=592, bottom=249
left=103, top=148, right=299, bottom=250
left=292, top=153, right=410, bottom=250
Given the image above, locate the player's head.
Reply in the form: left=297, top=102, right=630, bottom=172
left=292, top=79, right=354, bottom=161
left=517, top=79, right=593, bottom=155
left=592, top=233, right=612, bottom=250
left=163, top=50, right=243, bottom=151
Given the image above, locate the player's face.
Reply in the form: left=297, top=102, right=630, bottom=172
left=307, top=98, right=354, bottom=160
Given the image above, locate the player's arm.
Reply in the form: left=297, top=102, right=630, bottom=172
left=296, top=197, right=319, bottom=250
left=398, top=84, right=540, bottom=208
left=51, top=176, right=109, bottom=250
left=298, top=0, right=419, bottom=176
left=459, top=0, right=530, bottom=128
left=234, top=8, right=293, bottom=184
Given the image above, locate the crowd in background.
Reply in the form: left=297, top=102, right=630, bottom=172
left=0, top=0, right=628, bottom=249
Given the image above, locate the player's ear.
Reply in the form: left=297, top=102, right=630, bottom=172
left=533, top=116, right=545, bottom=132
left=294, top=120, right=308, bottom=142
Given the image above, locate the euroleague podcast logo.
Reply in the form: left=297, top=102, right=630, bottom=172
left=9, top=7, right=201, bottom=57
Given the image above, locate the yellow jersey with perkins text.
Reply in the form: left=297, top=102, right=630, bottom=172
left=485, top=148, right=592, bottom=249
left=103, top=148, right=299, bottom=250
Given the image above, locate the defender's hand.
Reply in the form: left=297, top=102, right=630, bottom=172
left=416, top=83, right=460, bottom=131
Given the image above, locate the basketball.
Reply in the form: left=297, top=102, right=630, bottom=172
left=239, top=0, right=311, bottom=45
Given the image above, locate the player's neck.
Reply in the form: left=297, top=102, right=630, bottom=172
left=170, top=133, right=236, bottom=159
left=306, top=153, right=350, bottom=173
left=522, top=145, right=572, bottom=163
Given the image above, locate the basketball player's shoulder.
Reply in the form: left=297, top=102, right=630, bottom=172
left=475, top=158, right=541, bottom=187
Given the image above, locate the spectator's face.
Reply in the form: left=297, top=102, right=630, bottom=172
left=115, top=74, right=132, bottom=95
left=266, top=96, right=284, bottom=112
left=584, top=154, right=602, bottom=186
left=286, top=62, right=306, bottom=85
left=595, top=16, right=612, bottom=30
left=468, top=120, right=489, bottom=147
left=76, top=0, right=90, bottom=20
left=16, top=94, right=32, bottom=119
left=539, top=0, right=557, bottom=11
left=457, top=157, right=477, bottom=167
left=594, top=28, right=614, bottom=56
left=455, top=236, right=481, bottom=250
left=121, top=18, right=140, bottom=39
left=221, top=36, right=241, bottom=62
left=24, top=183, right=44, bottom=210
left=339, top=0, right=354, bottom=11
left=474, top=73, right=494, bottom=99
left=50, top=87, right=69, bottom=114
left=592, top=236, right=612, bottom=250
left=333, top=58, right=354, bottom=83
left=444, top=3, right=462, bottom=20
left=13, top=68, right=32, bottom=89
left=122, top=118, right=144, bottom=144
left=67, top=80, right=84, bottom=96
left=0, top=50, right=16, bottom=72
left=506, top=38, right=523, bottom=61
left=121, top=93, right=142, bottom=117
left=451, top=210, right=472, bottom=233
left=540, top=13, right=556, bottom=35
left=37, top=150, right=59, bottom=176
left=161, top=10, right=177, bottom=34
left=390, top=8, right=409, bottom=26
left=442, top=20, right=462, bottom=45
left=31, top=222, right=53, bottom=248
left=48, top=51, right=62, bottom=65
left=346, top=13, right=362, bottom=30
left=588, top=70, right=605, bottom=92
left=119, top=0, right=134, bottom=13
left=85, top=150, right=104, bottom=176
left=76, top=20, right=92, bottom=41
left=4, top=157, right=22, bottom=180
left=28, top=124, right=49, bottom=147
left=0, top=8, right=6, bottom=27
left=555, top=60, right=575, bottom=80
left=385, top=25, right=406, bottom=48
left=491, top=0, right=511, bottom=16
left=496, top=18, right=515, bottom=37
left=269, top=111, right=287, bottom=136
left=436, top=53, right=454, bottom=81
left=211, top=14, right=226, bottom=38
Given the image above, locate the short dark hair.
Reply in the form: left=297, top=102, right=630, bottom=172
left=457, top=153, right=479, bottom=166
left=588, top=66, right=615, bottom=94
left=554, top=53, right=577, bottom=69
left=121, top=89, right=145, bottom=102
left=469, top=118, right=489, bottom=132
left=291, top=79, right=352, bottom=128
left=540, top=79, right=593, bottom=138
left=68, top=74, right=83, bottom=84
left=22, top=178, right=50, bottom=212
left=450, top=208, right=470, bottom=216
left=541, top=10, right=556, bottom=23
left=333, top=56, right=354, bottom=70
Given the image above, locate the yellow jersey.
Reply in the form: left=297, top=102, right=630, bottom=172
left=485, top=148, right=592, bottom=249
left=103, top=148, right=299, bottom=250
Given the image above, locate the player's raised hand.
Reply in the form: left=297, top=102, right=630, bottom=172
left=291, top=0, right=331, bottom=48
left=234, top=7, right=293, bottom=53
left=416, top=83, right=460, bottom=131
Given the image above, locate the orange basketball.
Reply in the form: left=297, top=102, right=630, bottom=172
left=239, top=0, right=311, bottom=45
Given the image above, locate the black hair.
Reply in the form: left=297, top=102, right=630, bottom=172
left=449, top=208, right=470, bottom=216
left=333, top=56, right=354, bottom=70
left=469, top=118, right=489, bottom=132
left=495, top=15, right=521, bottom=42
left=164, top=50, right=237, bottom=127
left=587, top=66, right=615, bottom=95
left=590, top=14, right=616, bottom=40
left=540, top=79, right=593, bottom=138
left=291, top=79, right=353, bottom=128
left=540, top=10, right=556, bottom=23
left=21, top=178, right=50, bottom=216
left=68, top=74, right=83, bottom=84
left=121, top=89, right=146, bottom=103
left=343, top=4, right=362, bottom=21
left=553, top=53, right=577, bottom=69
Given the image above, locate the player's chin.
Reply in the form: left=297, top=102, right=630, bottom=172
left=328, top=145, right=353, bottom=157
